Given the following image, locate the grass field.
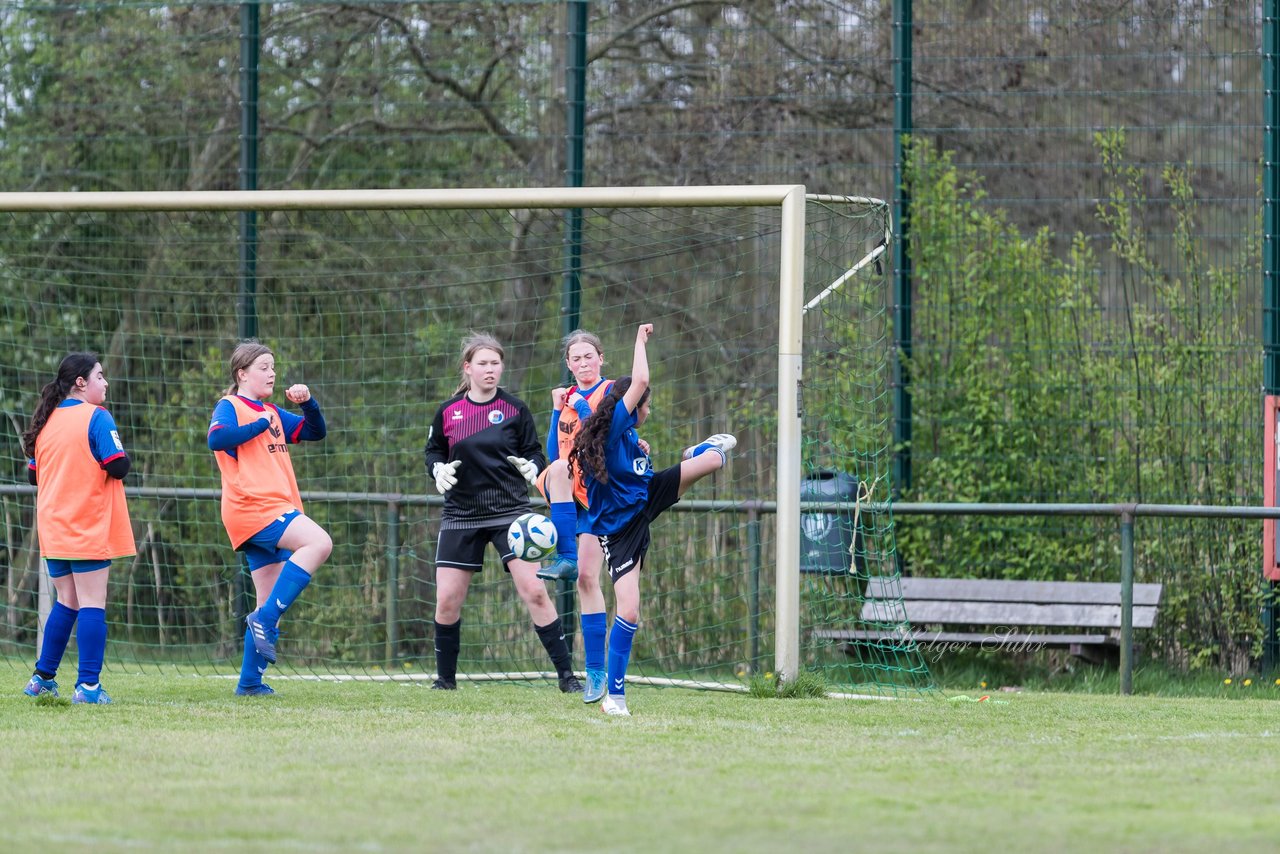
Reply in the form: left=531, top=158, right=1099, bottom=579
left=2, top=672, right=1278, bottom=852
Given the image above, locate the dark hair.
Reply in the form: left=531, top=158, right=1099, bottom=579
left=22, top=352, right=100, bottom=458
left=569, top=375, right=650, bottom=485
left=224, top=340, right=273, bottom=396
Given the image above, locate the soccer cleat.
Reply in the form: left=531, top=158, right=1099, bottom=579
left=682, top=433, right=737, bottom=462
left=245, top=609, right=278, bottom=664
left=536, top=557, right=579, bottom=583
left=23, top=675, right=58, bottom=698
left=430, top=678, right=457, bottom=690
left=582, top=669, right=607, bottom=704
left=72, top=683, right=112, bottom=705
left=601, top=694, right=631, bottom=717
left=559, top=673, right=584, bottom=694
left=234, top=683, right=276, bottom=697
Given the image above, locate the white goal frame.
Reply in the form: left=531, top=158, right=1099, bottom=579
left=3, top=184, right=883, bottom=681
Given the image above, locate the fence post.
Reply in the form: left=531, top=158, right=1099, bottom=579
left=1119, top=506, right=1135, bottom=695
left=1263, top=0, right=1280, bottom=670
left=747, top=504, right=762, bottom=674
left=556, top=2, right=589, bottom=647
left=237, top=0, right=260, bottom=341
left=1265, top=582, right=1279, bottom=674
left=385, top=499, right=399, bottom=666
left=892, top=0, right=914, bottom=496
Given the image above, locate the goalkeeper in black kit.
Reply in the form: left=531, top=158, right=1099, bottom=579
left=423, top=332, right=582, bottom=694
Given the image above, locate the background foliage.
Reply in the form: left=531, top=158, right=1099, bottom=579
left=0, top=1, right=1268, bottom=670
left=898, top=135, right=1261, bottom=669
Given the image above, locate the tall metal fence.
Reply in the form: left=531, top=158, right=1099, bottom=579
left=3, top=4, right=1257, bottom=225
left=0, top=1, right=1270, bottom=668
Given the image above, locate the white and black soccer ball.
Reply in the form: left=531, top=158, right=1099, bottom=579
left=507, top=512, right=558, bottom=562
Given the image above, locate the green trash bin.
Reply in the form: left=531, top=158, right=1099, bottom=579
left=800, top=470, right=865, bottom=575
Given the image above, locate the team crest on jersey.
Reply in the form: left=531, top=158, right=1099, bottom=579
left=488, top=410, right=504, bottom=424
left=632, top=456, right=649, bottom=475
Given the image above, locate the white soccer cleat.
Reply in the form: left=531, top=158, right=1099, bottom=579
left=682, top=433, right=737, bottom=462
left=601, top=694, right=631, bottom=717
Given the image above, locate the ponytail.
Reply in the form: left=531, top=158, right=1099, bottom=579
left=22, top=352, right=100, bottom=458
left=224, top=340, right=273, bottom=396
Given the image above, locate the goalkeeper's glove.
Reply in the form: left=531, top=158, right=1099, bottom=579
left=505, top=455, right=539, bottom=486
left=432, top=460, right=461, bottom=494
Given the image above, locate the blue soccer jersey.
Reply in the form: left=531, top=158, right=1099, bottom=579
left=583, top=398, right=652, bottom=536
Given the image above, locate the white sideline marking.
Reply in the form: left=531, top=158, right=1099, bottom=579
left=196, top=670, right=899, bottom=700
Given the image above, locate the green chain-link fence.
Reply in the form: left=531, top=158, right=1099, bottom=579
left=0, top=1, right=1267, bottom=669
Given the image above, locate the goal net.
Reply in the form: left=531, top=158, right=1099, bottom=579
left=0, top=187, right=930, bottom=696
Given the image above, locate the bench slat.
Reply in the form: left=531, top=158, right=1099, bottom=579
left=814, top=629, right=1116, bottom=647
left=863, top=576, right=1163, bottom=607
left=858, top=600, right=1159, bottom=629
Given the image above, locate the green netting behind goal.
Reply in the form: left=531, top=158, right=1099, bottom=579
left=800, top=201, right=933, bottom=693
left=0, top=192, right=928, bottom=695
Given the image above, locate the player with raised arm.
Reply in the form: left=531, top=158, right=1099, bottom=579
left=533, top=329, right=620, bottom=704
left=424, top=333, right=583, bottom=694
left=570, top=323, right=736, bottom=716
left=208, top=341, right=331, bottom=696
left=21, top=353, right=135, bottom=704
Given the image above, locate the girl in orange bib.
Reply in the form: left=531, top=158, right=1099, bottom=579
left=534, top=330, right=619, bottom=704
left=208, top=341, right=330, bottom=695
left=22, top=352, right=134, bottom=705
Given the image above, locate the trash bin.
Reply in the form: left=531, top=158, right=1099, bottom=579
left=800, top=470, right=865, bottom=575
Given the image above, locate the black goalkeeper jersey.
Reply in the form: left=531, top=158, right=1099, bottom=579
left=424, top=388, right=546, bottom=529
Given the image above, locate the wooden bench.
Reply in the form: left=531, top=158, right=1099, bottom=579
left=814, top=576, right=1163, bottom=664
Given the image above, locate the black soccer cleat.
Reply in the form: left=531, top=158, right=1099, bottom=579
left=558, top=673, right=584, bottom=694
left=430, top=678, right=457, bottom=690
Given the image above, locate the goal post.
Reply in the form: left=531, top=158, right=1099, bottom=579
left=0, top=186, right=929, bottom=695
left=776, top=186, right=806, bottom=681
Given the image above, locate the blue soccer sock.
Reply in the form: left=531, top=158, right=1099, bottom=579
left=687, top=443, right=725, bottom=463
left=606, top=616, right=638, bottom=697
left=237, top=626, right=270, bottom=690
left=581, top=611, right=607, bottom=673
left=35, top=601, right=78, bottom=679
left=549, top=502, right=579, bottom=562
left=75, top=607, right=107, bottom=687
left=257, top=560, right=312, bottom=628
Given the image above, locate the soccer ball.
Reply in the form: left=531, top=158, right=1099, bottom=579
left=507, top=512, right=558, bottom=562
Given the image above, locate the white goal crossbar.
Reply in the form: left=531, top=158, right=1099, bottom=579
left=2, top=184, right=888, bottom=681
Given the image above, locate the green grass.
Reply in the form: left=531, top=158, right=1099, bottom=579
left=749, top=668, right=829, bottom=698
left=927, top=650, right=1280, bottom=698
left=1, top=672, right=1277, bottom=853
